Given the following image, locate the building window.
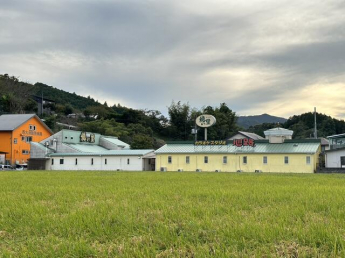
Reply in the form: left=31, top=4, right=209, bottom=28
left=127, top=158, right=130, bottom=165
left=243, top=156, right=247, bottom=164
left=91, top=158, right=94, bottom=165
left=105, top=159, right=107, bottom=165
left=263, top=156, right=267, bottom=164
left=168, top=156, right=172, bottom=164
left=204, top=156, right=208, bottom=164
left=14, top=138, right=17, bottom=144
left=284, top=156, right=289, bottom=164
left=306, top=156, right=311, bottom=165
left=71, top=137, right=74, bottom=140
left=223, top=156, right=227, bottom=164
left=51, top=159, right=54, bottom=165
left=26, top=136, right=32, bottom=143
left=29, top=125, right=36, bottom=131
left=22, top=150, right=29, bottom=155
left=75, top=158, right=78, bottom=165
left=22, top=136, right=25, bottom=141
left=60, top=159, right=64, bottom=165
left=186, top=156, right=190, bottom=164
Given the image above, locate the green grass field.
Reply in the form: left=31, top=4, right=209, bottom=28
left=1, top=171, right=345, bottom=257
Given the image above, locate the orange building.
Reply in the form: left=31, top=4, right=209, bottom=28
left=0, top=114, right=53, bottom=165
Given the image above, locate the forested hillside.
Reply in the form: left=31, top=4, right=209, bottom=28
left=248, top=112, right=345, bottom=138
left=1, top=74, right=345, bottom=146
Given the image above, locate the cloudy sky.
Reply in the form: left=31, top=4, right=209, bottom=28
left=1, top=0, right=345, bottom=118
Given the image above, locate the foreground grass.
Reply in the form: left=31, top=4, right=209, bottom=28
left=1, top=172, right=345, bottom=257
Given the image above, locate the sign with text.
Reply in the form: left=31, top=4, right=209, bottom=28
left=80, top=132, right=95, bottom=143
left=196, top=115, right=216, bottom=128
left=195, top=140, right=227, bottom=146
left=233, top=138, right=255, bottom=147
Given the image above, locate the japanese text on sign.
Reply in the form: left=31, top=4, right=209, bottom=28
left=233, top=138, right=255, bottom=147
left=195, top=140, right=227, bottom=146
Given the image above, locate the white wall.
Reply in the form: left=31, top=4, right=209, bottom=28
left=48, top=155, right=145, bottom=171
left=326, top=150, right=345, bottom=168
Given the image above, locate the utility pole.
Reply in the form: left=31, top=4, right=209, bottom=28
left=41, top=90, right=44, bottom=116
left=314, top=107, right=317, bottom=139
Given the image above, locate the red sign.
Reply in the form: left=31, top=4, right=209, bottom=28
left=233, top=139, right=255, bottom=147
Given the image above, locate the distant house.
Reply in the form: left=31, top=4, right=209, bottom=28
left=32, top=96, right=56, bottom=115
left=325, top=133, right=345, bottom=168
left=228, top=131, right=264, bottom=141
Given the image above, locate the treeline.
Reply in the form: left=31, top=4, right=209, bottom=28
left=248, top=112, right=345, bottom=138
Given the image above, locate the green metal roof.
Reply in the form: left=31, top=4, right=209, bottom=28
left=155, top=141, right=320, bottom=154
left=65, top=143, right=109, bottom=153
left=48, top=149, right=155, bottom=157
left=101, top=136, right=130, bottom=149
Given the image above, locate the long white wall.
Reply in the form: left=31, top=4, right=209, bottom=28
left=48, top=155, right=145, bottom=171
left=326, top=150, right=345, bottom=168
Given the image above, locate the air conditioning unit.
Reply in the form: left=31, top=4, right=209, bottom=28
left=196, top=169, right=202, bottom=172
left=255, top=170, right=262, bottom=173
left=237, top=170, right=243, bottom=173
left=215, top=169, right=221, bottom=172
left=177, top=168, right=183, bottom=172
left=160, top=167, right=167, bottom=172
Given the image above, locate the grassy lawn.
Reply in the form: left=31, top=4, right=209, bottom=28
left=1, top=171, right=345, bottom=257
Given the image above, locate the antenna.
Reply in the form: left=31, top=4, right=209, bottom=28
left=314, top=107, right=317, bottom=139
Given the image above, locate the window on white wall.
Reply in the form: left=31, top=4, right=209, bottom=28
left=186, top=156, right=190, bottom=164
left=168, top=156, right=172, bottom=164
left=75, top=158, right=78, bottom=165
left=127, top=158, right=130, bottom=165
left=306, top=156, right=311, bottom=164
left=223, top=156, right=227, bottom=164
left=91, top=158, right=94, bottom=165
left=51, top=159, right=54, bottom=165
left=105, top=159, right=107, bottom=165
left=60, top=159, right=64, bottom=164
left=243, top=156, right=247, bottom=164
left=204, top=156, right=208, bottom=164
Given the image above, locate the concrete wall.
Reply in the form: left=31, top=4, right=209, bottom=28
left=326, top=149, right=345, bottom=168
left=156, top=153, right=318, bottom=173
left=48, top=155, right=145, bottom=171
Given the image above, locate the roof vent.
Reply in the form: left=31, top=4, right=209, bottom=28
left=293, top=144, right=298, bottom=147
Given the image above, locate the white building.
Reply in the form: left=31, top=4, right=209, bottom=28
left=29, top=129, right=155, bottom=171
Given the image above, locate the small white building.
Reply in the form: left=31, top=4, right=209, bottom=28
left=325, top=133, right=345, bottom=168
left=29, top=129, right=155, bottom=171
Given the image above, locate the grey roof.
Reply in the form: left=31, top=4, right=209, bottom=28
left=264, top=127, right=293, bottom=136
left=48, top=149, right=155, bottom=157
left=238, top=131, right=264, bottom=140
left=0, top=114, right=53, bottom=133
left=327, top=133, right=345, bottom=139
left=155, top=141, right=320, bottom=154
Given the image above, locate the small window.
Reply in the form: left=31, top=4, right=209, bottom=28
left=186, top=156, right=190, bottom=164
left=60, top=159, right=64, bottom=165
left=26, top=136, right=32, bottom=142
left=14, top=138, right=17, bottom=144
left=105, top=159, right=107, bottom=165
left=284, top=156, right=289, bottom=164
left=127, top=158, right=130, bottom=165
left=29, top=125, right=36, bottom=131
left=204, top=156, right=208, bottom=164
left=22, top=150, right=29, bottom=155
left=223, top=156, right=227, bottom=164
left=243, top=156, right=247, bottom=164
left=168, top=156, right=172, bottom=164
left=75, top=158, right=78, bottom=165
left=51, top=159, right=54, bottom=165
left=263, top=156, right=267, bottom=164
left=71, top=137, right=74, bottom=140
left=22, top=136, right=25, bottom=141
left=91, top=158, right=94, bottom=165
left=306, top=156, right=311, bottom=165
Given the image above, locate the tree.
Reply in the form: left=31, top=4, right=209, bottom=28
left=131, top=135, right=154, bottom=149
left=167, top=101, right=192, bottom=140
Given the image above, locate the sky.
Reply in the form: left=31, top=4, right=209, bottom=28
left=1, top=0, right=345, bottom=119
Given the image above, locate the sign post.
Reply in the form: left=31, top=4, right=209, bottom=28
left=196, top=115, right=216, bottom=140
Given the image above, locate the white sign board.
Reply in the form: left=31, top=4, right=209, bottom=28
left=196, top=115, right=216, bottom=128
